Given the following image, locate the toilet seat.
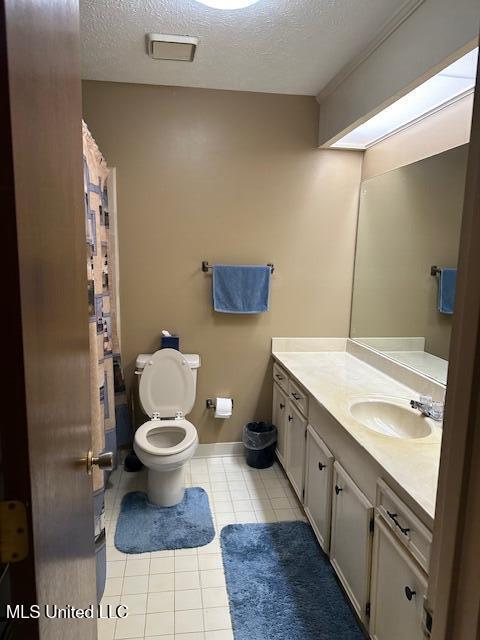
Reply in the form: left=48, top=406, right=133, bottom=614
left=135, top=418, right=197, bottom=457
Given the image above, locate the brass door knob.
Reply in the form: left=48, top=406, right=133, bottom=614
left=86, top=450, right=114, bottom=475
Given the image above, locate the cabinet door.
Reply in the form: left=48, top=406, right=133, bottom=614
left=304, top=426, right=334, bottom=553
left=330, top=462, right=374, bottom=624
left=272, top=382, right=288, bottom=467
left=370, top=518, right=428, bottom=640
left=285, top=402, right=307, bottom=500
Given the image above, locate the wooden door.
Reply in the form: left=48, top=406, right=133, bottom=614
left=2, top=0, right=97, bottom=638
left=272, top=382, right=288, bottom=466
left=285, top=402, right=307, bottom=500
left=330, top=462, right=374, bottom=624
left=304, top=426, right=334, bottom=553
left=370, top=519, right=427, bottom=640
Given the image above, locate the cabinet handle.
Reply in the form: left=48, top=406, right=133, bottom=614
left=404, top=587, right=416, bottom=601
left=288, top=415, right=293, bottom=422
left=387, top=510, right=411, bottom=536
left=335, top=485, right=343, bottom=495
left=318, top=462, right=326, bottom=471
left=280, top=403, right=285, bottom=409
left=275, top=374, right=284, bottom=380
left=291, top=392, right=303, bottom=401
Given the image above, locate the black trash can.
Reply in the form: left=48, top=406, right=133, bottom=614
left=243, top=421, right=277, bottom=469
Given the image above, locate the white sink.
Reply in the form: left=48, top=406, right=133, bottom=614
left=348, top=397, right=435, bottom=440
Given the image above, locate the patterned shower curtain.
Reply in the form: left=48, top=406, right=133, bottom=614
left=82, top=122, right=131, bottom=598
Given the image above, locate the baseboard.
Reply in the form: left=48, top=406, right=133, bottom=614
left=194, top=442, right=244, bottom=458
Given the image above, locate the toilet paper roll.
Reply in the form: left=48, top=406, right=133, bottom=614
left=214, top=397, right=233, bottom=419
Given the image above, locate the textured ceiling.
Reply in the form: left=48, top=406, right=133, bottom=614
left=80, top=0, right=403, bottom=95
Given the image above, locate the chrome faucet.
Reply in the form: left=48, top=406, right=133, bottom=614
left=410, top=396, right=444, bottom=422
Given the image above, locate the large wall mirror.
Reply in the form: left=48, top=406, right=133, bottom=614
left=350, top=144, right=469, bottom=385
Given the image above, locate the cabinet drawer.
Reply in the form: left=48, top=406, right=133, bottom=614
left=273, top=361, right=289, bottom=393
left=288, top=378, right=309, bottom=417
left=376, top=479, right=432, bottom=574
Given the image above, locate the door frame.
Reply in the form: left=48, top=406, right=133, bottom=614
left=429, top=45, right=480, bottom=640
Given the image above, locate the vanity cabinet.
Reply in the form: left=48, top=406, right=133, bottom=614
left=369, top=518, right=427, bottom=640
left=304, top=426, right=334, bottom=553
left=284, top=402, right=307, bottom=500
left=272, top=382, right=288, bottom=466
left=272, top=367, right=308, bottom=501
left=271, top=355, right=433, bottom=639
left=330, top=462, right=374, bottom=624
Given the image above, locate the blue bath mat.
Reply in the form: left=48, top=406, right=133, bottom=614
left=115, top=487, right=215, bottom=553
left=221, top=522, right=364, bottom=640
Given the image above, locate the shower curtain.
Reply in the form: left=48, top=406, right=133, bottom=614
left=82, top=121, right=131, bottom=599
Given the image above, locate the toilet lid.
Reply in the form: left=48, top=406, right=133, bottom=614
left=139, top=349, right=195, bottom=418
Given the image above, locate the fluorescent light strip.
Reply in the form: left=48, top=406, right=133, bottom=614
left=332, top=47, right=478, bottom=150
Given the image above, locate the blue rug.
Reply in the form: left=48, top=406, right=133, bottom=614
left=221, top=522, right=364, bottom=640
left=115, top=487, right=215, bottom=553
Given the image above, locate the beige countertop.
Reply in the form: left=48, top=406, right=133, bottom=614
left=272, top=350, right=441, bottom=526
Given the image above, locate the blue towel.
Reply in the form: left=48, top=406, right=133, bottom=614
left=438, top=268, right=457, bottom=314
left=212, top=264, right=271, bottom=313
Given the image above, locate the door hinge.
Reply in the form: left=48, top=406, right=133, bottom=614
left=365, top=602, right=371, bottom=618
left=370, top=518, right=375, bottom=534
left=0, top=501, right=29, bottom=563
left=305, top=429, right=307, bottom=440
left=302, top=488, right=305, bottom=501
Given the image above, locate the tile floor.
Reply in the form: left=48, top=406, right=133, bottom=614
left=99, top=455, right=306, bottom=640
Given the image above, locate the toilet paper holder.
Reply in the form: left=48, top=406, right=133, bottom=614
left=206, top=398, right=234, bottom=410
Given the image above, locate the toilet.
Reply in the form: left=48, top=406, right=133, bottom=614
left=134, top=349, right=201, bottom=507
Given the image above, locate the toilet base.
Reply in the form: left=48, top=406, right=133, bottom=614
left=147, top=466, right=186, bottom=507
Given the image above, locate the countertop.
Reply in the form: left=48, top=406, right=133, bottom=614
left=272, top=350, right=441, bottom=526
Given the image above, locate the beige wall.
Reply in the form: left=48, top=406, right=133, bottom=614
left=82, top=81, right=363, bottom=443
left=351, top=145, right=468, bottom=360
left=362, top=94, right=474, bottom=180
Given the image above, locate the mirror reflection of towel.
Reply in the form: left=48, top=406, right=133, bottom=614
left=439, top=268, right=457, bottom=315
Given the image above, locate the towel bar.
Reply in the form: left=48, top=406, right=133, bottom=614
left=202, top=261, right=274, bottom=274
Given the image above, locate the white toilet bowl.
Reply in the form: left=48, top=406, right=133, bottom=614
left=134, top=349, right=201, bottom=507
left=134, top=417, right=198, bottom=506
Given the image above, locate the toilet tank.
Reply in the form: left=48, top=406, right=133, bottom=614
left=135, top=352, right=201, bottom=396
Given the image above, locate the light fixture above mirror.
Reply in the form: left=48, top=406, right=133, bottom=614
left=332, top=48, right=478, bottom=150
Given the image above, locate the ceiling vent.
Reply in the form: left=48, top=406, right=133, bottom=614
left=147, top=34, right=198, bottom=62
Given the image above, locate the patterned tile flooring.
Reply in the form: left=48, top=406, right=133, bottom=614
left=98, top=455, right=306, bottom=640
